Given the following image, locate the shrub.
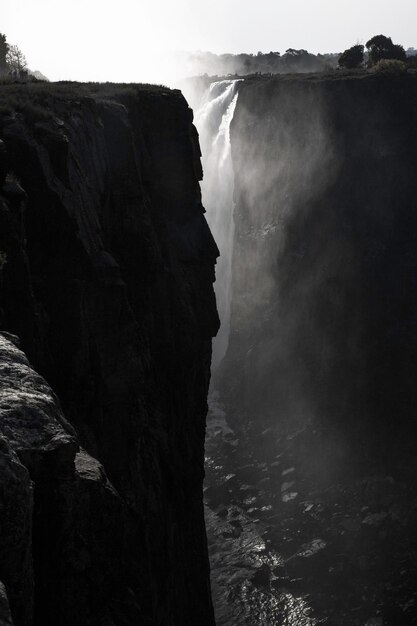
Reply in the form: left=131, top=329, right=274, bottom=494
left=372, top=59, right=407, bottom=75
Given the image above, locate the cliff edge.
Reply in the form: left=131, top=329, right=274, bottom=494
left=0, top=82, right=219, bottom=625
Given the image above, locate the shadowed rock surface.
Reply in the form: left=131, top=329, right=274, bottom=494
left=0, top=84, right=218, bottom=625
left=0, top=582, right=14, bottom=626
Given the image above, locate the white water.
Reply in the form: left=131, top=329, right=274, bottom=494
left=195, top=79, right=241, bottom=369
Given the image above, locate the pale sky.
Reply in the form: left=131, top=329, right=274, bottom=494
left=2, top=0, right=417, bottom=83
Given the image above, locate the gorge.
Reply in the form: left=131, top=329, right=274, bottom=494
left=1, top=69, right=417, bottom=626
left=188, top=72, right=417, bottom=625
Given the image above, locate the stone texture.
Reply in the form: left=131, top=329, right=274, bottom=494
left=0, top=85, right=218, bottom=625
left=0, top=582, right=14, bottom=626
left=0, top=333, right=135, bottom=625
left=0, top=436, right=32, bottom=626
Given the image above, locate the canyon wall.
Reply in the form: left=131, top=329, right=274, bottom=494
left=218, top=73, right=417, bottom=457
left=0, top=84, right=218, bottom=625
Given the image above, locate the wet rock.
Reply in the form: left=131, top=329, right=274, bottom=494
left=230, top=519, right=243, bottom=529
left=221, top=527, right=242, bottom=539
left=216, top=506, right=229, bottom=519
left=204, top=483, right=231, bottom=508
left=250, top=564, right=270, bottom=589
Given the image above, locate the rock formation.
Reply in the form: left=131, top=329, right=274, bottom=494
left=0, top=84, right=218, bottom=625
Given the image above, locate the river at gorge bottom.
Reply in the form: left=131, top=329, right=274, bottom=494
left=204, top=393, right=417, bottom=626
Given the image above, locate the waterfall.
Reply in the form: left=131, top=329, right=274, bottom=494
left=195, top=79, right=241, bottom=369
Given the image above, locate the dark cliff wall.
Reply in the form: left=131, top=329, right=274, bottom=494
left=219, top=73, right=417, bottom=457
left=0, top=83, right=218, bottom=625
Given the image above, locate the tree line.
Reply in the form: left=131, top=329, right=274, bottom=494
left=176, top=49, right=340, bottom=78
left=178, top=36, right=416, bottom=79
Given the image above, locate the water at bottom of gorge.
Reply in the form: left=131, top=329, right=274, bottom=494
left=204, top=393, right=417, bottom=626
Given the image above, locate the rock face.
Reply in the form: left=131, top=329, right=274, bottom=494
left=0, top=581, right=14, bottom=626
left=0, top=84, right=218, bottom=625
left=219, top=72, right=417, bottom=453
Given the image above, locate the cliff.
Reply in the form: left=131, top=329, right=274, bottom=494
left=0, top=83, right=218, bottom=625
left=204, top=72, right=417, bottom=624
left=220, top=72, right=417, bottom=456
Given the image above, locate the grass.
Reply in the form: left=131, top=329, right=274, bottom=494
left=0, top=80, right=174, bottom=124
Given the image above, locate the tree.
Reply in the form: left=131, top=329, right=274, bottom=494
left=6, top=44, right=27, bottom=75
left=406, top=55, right=417, bottom=70
left=391, top=44, right=407, bottom=62
left=0, top=33, right=8, bottom=75
left=338, top=44, right=364, bottom=69
left=366, top=35, right=406, bottom=66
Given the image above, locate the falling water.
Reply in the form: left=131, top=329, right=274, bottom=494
left=193, top=79, right=323, bottom=625
left=195, top=79, right=241, bottom=369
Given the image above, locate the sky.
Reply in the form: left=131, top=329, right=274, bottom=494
left=2, top=0, right=417, bottom=83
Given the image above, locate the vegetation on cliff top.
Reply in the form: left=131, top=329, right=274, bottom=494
left=338, top=45, right=365, bottom=69
left=0, top=81, right=176, bottom=125
left=338, top=34, right=410, bottom=70
left=180, top=37, right=416, bottom=78
left=0, top=32, right=28, bottom=79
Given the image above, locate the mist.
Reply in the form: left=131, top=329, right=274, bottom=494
left=194, top=70, right=417, bottom=623
left=189, top=80, right=241, bottom=367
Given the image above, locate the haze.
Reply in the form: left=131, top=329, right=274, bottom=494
left=2, top=0, right=417, bottom=83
